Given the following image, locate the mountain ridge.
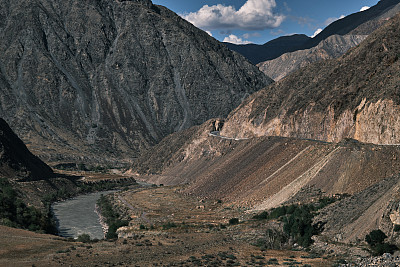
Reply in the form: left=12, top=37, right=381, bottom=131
left=0, top=0, right=271, bottom=164
left=227, top=0, right=400, bottom=64
left=222, top=12, right=400, bottom=145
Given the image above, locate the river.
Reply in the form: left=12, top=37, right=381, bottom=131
left=52, top=190, right=117, bottom=239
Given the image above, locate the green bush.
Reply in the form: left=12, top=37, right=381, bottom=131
left=251, top=197, right=341, bottom=248
left=365, top=230, right=387, bottom=246
left=162, top=222, right=177, bottom=230
left=77, top=234, right=91, bottom=243
left=229, top=218, right=239, bottom=225
left=253, top=211, right=269, bottom=220
left=394, top=224, right=400, bottom=232
left=365, top=229, right=398, bottom=255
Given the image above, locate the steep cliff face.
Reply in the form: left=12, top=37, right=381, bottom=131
left=258, top=35, right=367, bottom=81
left=0, top=118, right=53, bottom=181
left=222, top=13, right=400, bottom=145
left=0, top=0, right=271, bottom=164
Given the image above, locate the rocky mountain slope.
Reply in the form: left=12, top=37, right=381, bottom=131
left=0, top=0, right=271, bottom=164
left=130, top=13, right=400, bottom=247
left=227, top=0, right=400, bottom=65
left=221, top=12, right=400, bottom=145
left=134, top=123, right=400, bottom=208
left=258, top=35, right=368, bottom=81
left=0, top=118, right=53, bottom=181
left=257, top=1, right=400, bottom=81
left=225, top=34, right=311, bottom=65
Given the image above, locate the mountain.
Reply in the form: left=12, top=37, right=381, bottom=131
left=227, top=0, right=400, bottom=64
left=130, top=13, right=400, bottom=243
left=257, top=1, right=400, bottom=81
left=222, top=12, right=400, bottom=145
left=133, top=122, right=400, bottom=210
left=224, top=34, right=311, bottom=65
left=0, top=118, right=53, bottom=181
left=258, top=35, right=368, bottom=81
left=0, top=0, right=271, bottom=165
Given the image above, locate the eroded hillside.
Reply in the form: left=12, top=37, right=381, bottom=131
left=134, top=122, right=400, bottom=208
left=222, top=13, right=400, bottom=145
left=0, top=0, right=271, bottom=165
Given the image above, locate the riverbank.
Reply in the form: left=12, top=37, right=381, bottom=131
left=94, top=203, right=108, bottom=238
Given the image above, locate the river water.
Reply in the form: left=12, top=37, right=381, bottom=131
left=52, top=190, right=116, bottom=239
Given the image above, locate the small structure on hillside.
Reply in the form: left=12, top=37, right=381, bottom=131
left=213, top=119, right=224, bottom=132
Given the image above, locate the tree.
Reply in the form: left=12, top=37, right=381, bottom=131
left=365, top=230, right=387, bottom=246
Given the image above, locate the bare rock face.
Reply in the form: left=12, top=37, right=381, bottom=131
left=258, top=35, right=367, bottom=81
left=0, top=0, right=271, bottom=164
left=0, top=118, right=53, bottom=181
left=222, top=13, right=400, bottom=145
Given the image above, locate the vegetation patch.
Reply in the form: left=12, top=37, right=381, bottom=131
left=252, top=196, right=342, bottom=248
left=365, top=229, right=398, bottom=255
left=97, top=195, right=129, bottom=239
left=0, top=178, right=56, bottom=233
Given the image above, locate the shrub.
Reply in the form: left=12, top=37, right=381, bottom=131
left=77, top=234, right=91, bottom=243
left=0, top=179, right=56, bottom=234
left=365, top=230, right=387, bottom=246
left=365, top=229, right=398, bottom=255
left=253, top=211, right=269, bottom=220
left=394, top=224, right=400, bottom=232
left=229, top=218, right=239, bottom=225
left=162, top=222, right=177, bottom=230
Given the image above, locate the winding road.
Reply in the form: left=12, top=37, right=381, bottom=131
left=208, top=131, right=249, bottom=141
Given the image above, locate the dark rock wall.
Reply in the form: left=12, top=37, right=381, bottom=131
left=0, top=118, right=53, bottom=181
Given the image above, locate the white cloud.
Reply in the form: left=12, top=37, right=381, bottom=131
left=182, top=0, right=285, bottom=31
left=360, top=6, right=370, bottom=12
left=324, top=15, right=345, bottom=26
left=206, top=31, right=213, bottom=36
left=223, top=34, right=252, bottom=45
left=311, top=28, right=322, bottom=38
left=242, top=32, right=261, bottom=39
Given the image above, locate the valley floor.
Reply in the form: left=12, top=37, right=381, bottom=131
left=0, top=177, right=335, bottom=266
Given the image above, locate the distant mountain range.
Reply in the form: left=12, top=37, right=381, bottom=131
left=227, top=0, right=400, bottom=65
left=0, top=0, right=271, bottom=164
left=257, top=0, right=400, bottom=81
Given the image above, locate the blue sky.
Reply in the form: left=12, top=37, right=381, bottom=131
left=152, top=0, right=380, bottom=44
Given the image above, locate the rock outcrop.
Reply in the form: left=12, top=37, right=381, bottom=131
left=0, top=118, right=53, bottom=181
left=0, top=0, right=271, bottom=164
left=222, top=13, right=400, bottom=145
